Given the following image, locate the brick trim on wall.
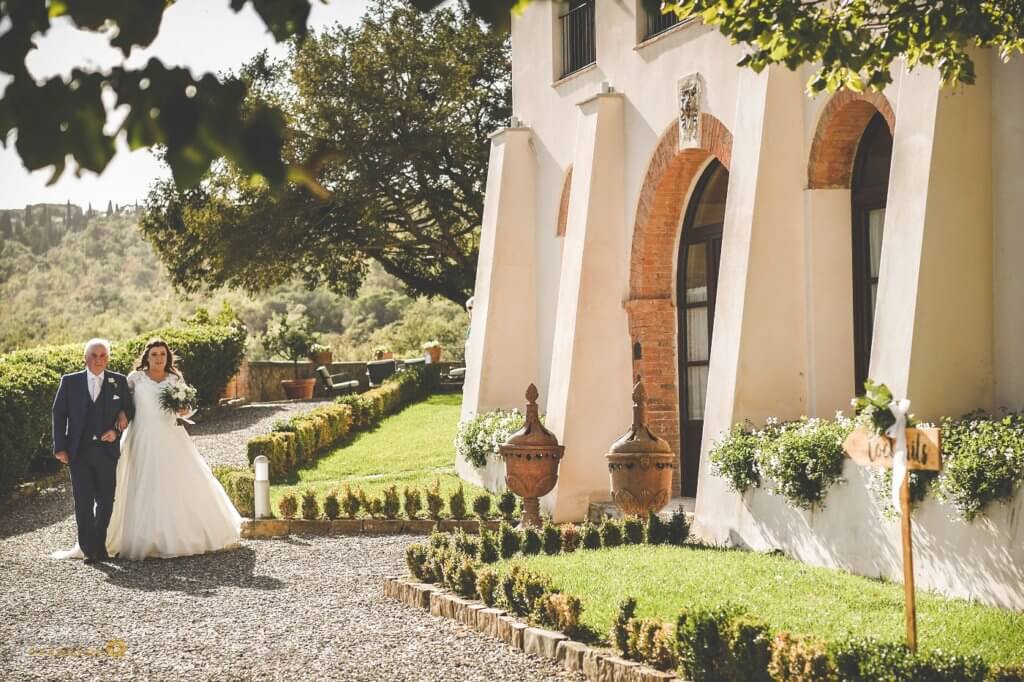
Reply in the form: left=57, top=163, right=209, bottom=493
left=626, top=114, right=733, bottom=494
left=807, top=90, right=895, bottom=189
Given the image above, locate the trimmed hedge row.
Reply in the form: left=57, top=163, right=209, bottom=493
left=212, top=466, right=256, bottom=518
left=0, top=320, right=246, bottom=503
left=247, top=365, right=440, bottom=481
left=613, top=598, right=1023, bottom=681
left=0, top=362, right=60, bottom=500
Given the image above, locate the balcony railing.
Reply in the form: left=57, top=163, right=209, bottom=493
left=559, top=1, right=596, bottom=78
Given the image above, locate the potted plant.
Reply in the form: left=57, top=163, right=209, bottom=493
left=308, top=342, right=332, bottom=366
left=264, top=308, right=319, bottom=400
left=422, top=340, right=442, bottom=364
left=373, top=345, right=393, bottom=360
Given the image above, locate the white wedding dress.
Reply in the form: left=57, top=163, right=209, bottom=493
left=52, top=371, right=241, bottom=560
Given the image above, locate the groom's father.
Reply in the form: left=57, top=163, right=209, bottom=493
left=52, top=339, right=134, bottom=564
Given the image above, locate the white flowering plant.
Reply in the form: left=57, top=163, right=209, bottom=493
left=455, top=410, right=527, bottom=468
left=851, top=378, right=917, bottom=435
left=936, top=411, right=1024, bottom=520
left=159, top=380, right=199, bottom=423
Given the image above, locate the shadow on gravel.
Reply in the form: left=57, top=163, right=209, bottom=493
left=0, top=482, right=74, bottom=541
left=95, top=546, right=283, bottom=595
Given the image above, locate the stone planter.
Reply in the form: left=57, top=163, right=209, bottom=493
left=310, top=351, right=333, bottom=366
left=424, top=345, right=442, bottom=363
left=498, top=384, right=565, bottom=526
left=606, top=378, right=676, bottom=516
left=281, top=378, right=315, bottom=400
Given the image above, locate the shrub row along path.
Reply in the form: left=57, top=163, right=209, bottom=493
left=0, top=403, right=584, bottom=680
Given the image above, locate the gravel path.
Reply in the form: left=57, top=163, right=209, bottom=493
left=0, top=484, right=585, bottom=681
left=189, top=399, right=335, bottom=468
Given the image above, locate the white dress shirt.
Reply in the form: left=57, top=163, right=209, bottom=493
left=88, top=370, right=104, bottom=402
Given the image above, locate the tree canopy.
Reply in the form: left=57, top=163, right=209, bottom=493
left=138, top=0, right=509, bottom=305
left=0, top=0, right=1020, bottom=191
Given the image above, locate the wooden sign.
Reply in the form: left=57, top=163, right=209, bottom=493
left=843, top=424, right=943, bottom=653
left=842, top=426, right=942, bottom=471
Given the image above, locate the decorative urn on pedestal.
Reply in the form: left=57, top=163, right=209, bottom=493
left=498, top=384, right=564, bottom=527
left=606, top=377, right=676, bottom=516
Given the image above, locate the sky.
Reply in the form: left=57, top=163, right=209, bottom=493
left=0, top=0, right=372, bottom=210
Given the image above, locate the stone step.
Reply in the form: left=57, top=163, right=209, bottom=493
left=587, top=497, right=695, bottom=523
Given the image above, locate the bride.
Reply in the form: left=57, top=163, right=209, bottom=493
left=53, top=338, right=241, bottom=560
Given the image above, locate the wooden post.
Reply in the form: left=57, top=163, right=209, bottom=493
left=900, top=473, right=917, bottom=652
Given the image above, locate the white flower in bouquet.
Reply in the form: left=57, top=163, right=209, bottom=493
left=159, top=381, right=199, bottom=422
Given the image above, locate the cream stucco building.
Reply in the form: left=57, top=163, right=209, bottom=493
left=458, top=1, right=1024, bottom=609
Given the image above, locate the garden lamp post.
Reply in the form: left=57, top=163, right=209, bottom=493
left=498, top=384, right=564, bottom=527
left=254, top=455, right=270, bottom=519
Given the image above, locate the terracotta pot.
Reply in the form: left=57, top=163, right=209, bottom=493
left=424, top=346, right=442, bottom=363
left=281, top=378, right=315, bottom=400
left=311, top=351, right=333, bottom=366
left=375, top=351, right=393, bottom=360
left=498, top=384, right=564, bottom=526
left=606, top=378, right=676, bottom=516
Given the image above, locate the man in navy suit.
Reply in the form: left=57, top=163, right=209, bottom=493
left=52, top=339, right=134, bottom=564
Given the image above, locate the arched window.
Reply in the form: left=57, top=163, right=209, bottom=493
left=677, top=159, right=728, bottom=497
left=851, top=113, right=893, bottom=393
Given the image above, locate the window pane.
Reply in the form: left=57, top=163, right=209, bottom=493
left=692, top=164, right=728, bottom=228
left=685, top=243, right=707, bottom=303
left=870, top=283, right=877, bottom=324
left=686, top=307, right=709, bottom=362
left=869, top=208, right=885, bottom=278
left=686, top=365, right=709, bottom=420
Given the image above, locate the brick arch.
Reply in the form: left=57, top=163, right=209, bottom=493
left=808, top=90, right=895, bottom=189
left=626, top=113, right=733, bottom=494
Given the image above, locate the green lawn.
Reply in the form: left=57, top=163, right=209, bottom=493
left=270, top=393, right=497, bottom=511
left=499, top=545, right=1024, bottom=666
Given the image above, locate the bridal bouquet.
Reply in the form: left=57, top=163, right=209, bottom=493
left=159, top=381, right=198, bottom=423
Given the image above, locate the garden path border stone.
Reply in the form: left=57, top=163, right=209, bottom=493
left=383, top=575, right=684, bottom=682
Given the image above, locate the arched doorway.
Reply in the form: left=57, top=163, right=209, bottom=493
left=677, top=160, right=728, bottom=497
left=851, top=113, right=893, bottom=393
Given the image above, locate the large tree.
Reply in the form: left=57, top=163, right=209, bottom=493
left=0, top=1, right=1019, bottom=190
left=139, top=0, right=509, bottom=304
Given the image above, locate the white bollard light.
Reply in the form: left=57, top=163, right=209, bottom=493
left=254, top=455, right=270, bottom=519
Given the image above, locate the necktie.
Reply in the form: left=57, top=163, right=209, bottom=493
left=91, top=375, right=99, bottom=402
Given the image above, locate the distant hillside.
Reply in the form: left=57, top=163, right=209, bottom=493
left=0, top=213, right=468, bottom=359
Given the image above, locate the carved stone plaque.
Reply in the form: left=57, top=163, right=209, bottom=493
left=677, top=74, right=704, bottom=150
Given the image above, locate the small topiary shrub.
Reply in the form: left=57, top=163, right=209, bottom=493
left=278, top=492, right=298, bottom=519
left=630, top=618, right=678, bottom=672
left=382, top=485, right=401, bottom=520
left=448, top=484, right=468, bottom=520
left=580, top=522, right=601, bottom=550
left=425, top=480, right=444, bottom=520
left=542, top=521, right=561, bottom=555
left=452, top=558, right=478, bottom=598
left=403, top=486, right=423, bottom=520
left=541, top=592, right=583, bottom=637
left=498, top=521, right=521, bottom=559
left=522, top=526, right=543, bottom=555
left=341, top=484, right=361, bottom=519
left=497, top=491, right=518, bottom=521
left=478, top=529, right=499, bottom=564
left=476, top=568, right=499, bottom=606
left=366, top=496, right=385, bottom=518
left=768, top=632, right=834, bottom=682
left=646, top=510, right=669, bottom=545
left=300, top=488, right=320, bottom=520
left=472, top=493, right=492, bottom=520
left=613, top=597, right=638, bottom=656
left=406, top=543, right=431, bottom=581
left=560, top=524, right=581, bottom=552
left=622, top=515, right=645, bottom=545
left=676, top=606, right=736, bottom=682
left=323, top=488, right=341, bottom=520
left=600, top=519, right=623, bottom=548
left=727, top=616, right=773, bottom=682
left=668, top=507, right=690, bottom=546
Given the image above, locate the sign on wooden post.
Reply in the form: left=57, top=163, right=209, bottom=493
left=842, top=426, right=942, bottom=652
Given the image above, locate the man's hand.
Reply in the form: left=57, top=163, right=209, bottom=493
left=54, top=451, right=69, bottom=464
left=116, top=411, right=128, bottom=432
left=100, top=430, right=118, bottom=443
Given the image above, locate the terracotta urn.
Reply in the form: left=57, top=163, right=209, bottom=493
left=498, top=384, right=564, bottom=527
left=606, top=378, right=676, bottom=516
left=281, top=378, right=316, bottom=400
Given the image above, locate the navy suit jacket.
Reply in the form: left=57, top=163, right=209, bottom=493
left=52, top=370, right=135, bottom=461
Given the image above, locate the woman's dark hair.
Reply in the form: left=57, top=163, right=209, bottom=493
left=134, top=338, right=182, bottom=377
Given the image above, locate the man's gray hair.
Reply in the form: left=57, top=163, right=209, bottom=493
left=83, top=338, right=112, bottom=359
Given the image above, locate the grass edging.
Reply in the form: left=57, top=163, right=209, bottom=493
left=383, top=576, right=679, bottom=682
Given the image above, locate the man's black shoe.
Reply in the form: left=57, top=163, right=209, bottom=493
left=96, top=550, right=111, bottom=561
left=83, top=555, right=97, bottom=565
